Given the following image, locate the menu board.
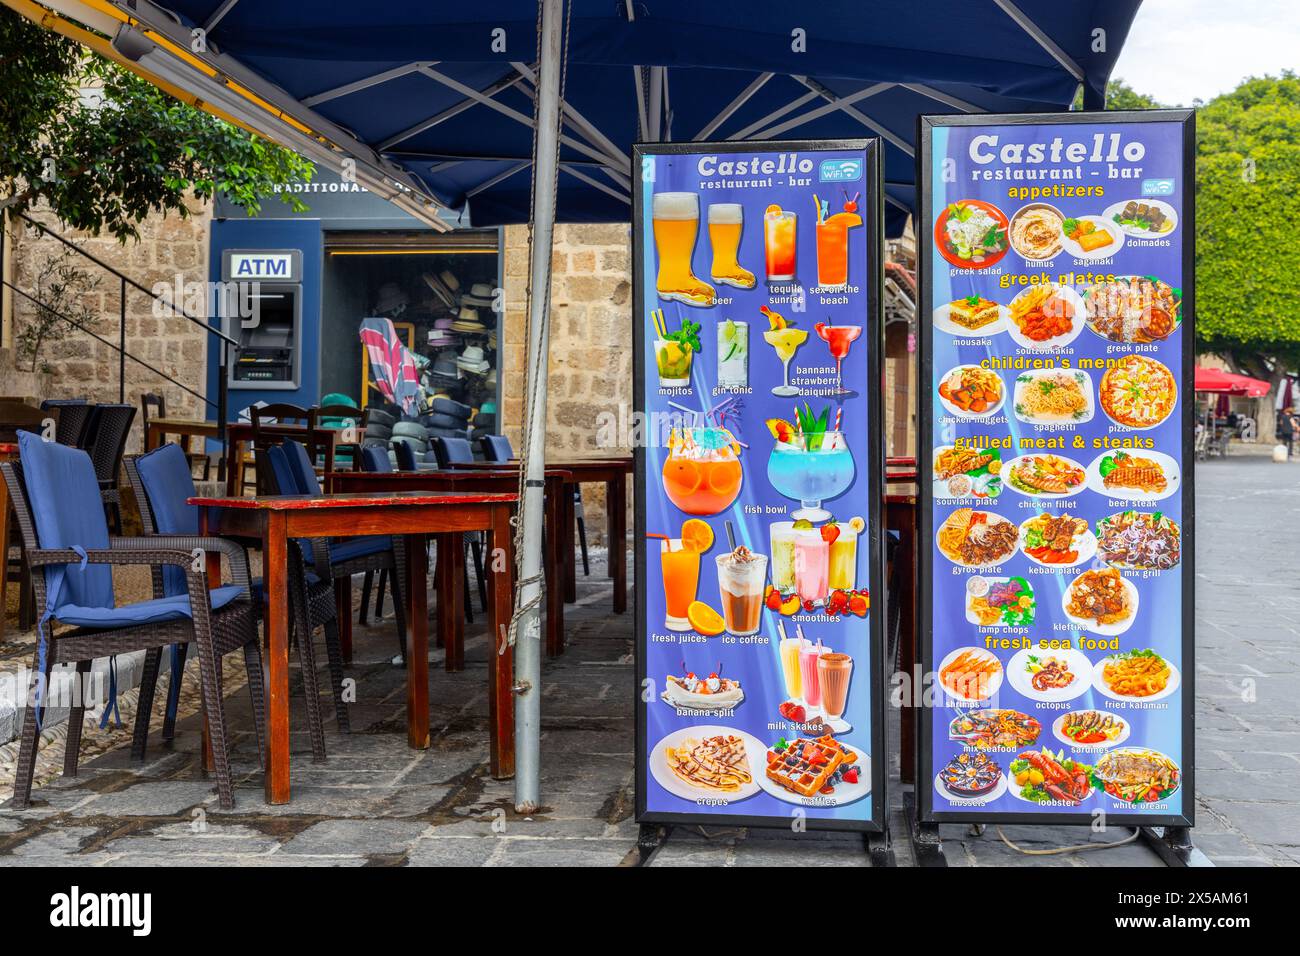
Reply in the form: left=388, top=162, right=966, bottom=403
left=633, top=140, right=885, bottom=832
left=918, top=112, right=1195, bottom=825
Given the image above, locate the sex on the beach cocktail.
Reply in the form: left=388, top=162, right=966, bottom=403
left=767, top=429, right=855, bottom=522
left=662, top=426, right=743, bottom=516
left=812, top=191, right=864, bottom=290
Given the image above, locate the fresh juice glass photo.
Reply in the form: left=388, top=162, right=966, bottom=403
left=660, top=537, right=700, bottom=632
left=654, top=338, right=693, bottom=387
left=767, top=430, right=855, bottom=521
left=662, top=426, right=743, bottom=516
left=716, top=319, right=748, bottom=389
left=652, top=192, right=716, bottom=307
left=769, top=521, right=797, bottom=592
left=794, top=530, right=829, bottom=605
left=763, top=205, right=797, bottom=282
left=715, top=547, right=768, bottom=636
left=828, top=525, right=858, bottom=590
left=708, top=203, right=755, bottom=289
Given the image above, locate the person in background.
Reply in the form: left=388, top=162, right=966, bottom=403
left=1278, top=406, right=1298, bottom=459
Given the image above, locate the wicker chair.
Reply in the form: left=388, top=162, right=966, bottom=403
left=126, top=445, right=344, bottom=748
left=40, top=399, right=95, bottom=448
left=264, top=440, right=408, bottom=665
left=2, top=434, right=264, bottom=810
left=82, top=403, right=136, bottom=533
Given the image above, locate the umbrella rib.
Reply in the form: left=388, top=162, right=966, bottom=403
left=696, top=72, right=774, bottom=140
left=203, top=0, right=241, bottom=33
left=725, top=90, right=819, bottom=140
left=377, top=68, right=532, bottom=151
left=792, top=76, right=914, bottom=156
left=900, top=82, right=979, bottom=113
left=466, top=162, right=531, bottom=198
left=303, top=61, right=439, bottom=107
left=560, top=164, right=632, bottom=204
left=511, top=62, right=630, bottom=175
left=992, top=0, right=1086, bottom=81
left=750, top=81, right=891, bottom=141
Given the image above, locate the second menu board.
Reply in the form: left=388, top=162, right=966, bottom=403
left=919, top=111, right=1195, bottom=826
left=634, top=139, right=885, bottom=832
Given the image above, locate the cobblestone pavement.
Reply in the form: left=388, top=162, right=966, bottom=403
left=0, top=457, right=1297, bottom=866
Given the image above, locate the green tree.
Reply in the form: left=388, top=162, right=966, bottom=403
left=0, top=8, right=312, bottom=241
left=1196, top=72, right=1300, bottom=439
left=1072, top=77, right=1165, bottom=111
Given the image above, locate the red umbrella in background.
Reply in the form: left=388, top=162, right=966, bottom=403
left=1194, top=366, right=1272, bottom=397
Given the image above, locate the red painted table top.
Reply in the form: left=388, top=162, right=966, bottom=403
left=189, top=491, right=518, bottom=509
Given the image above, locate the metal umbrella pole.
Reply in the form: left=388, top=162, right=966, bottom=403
left=513, top=0, right=567, bottom=814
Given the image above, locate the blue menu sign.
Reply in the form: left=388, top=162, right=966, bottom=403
left=919, top=112, right=1195, bottom=826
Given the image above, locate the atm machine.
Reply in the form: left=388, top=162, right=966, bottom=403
left=221, top=248, right=303, bottom=390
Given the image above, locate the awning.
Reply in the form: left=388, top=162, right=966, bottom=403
left=17, top=1, right=1143, bottom=233
left=1194, top=366, right=1272, bottom=398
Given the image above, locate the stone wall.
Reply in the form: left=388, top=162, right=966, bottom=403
left=499, top=223, right=633, bottom=547
left=1, top=200, right=211, bottom=452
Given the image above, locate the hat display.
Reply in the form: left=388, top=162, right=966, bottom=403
left=373, top=281, right=409, bottom=315
left=461, top=282, right=495, bottom=307
left=439, top=269, right=460, bottom=292
left=452, top=305, right=488, bottom=333
left=456, top=345, right=490, bottom=374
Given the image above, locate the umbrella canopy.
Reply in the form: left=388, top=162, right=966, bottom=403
left=1194, top=366, right=1272, bottom=398
left=57, top=1, right=1141, bottom=233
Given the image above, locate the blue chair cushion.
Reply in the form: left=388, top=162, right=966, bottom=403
left=480, top=434, right=514, bottom=462
left=282, top=440, right=321, bottom=495
left=432, top=436, right=474, bottom=467
left=265, top=444, right=300, bottom=496
left=361, top=445, right=392, bottom=473
left=393, top=439, right=418, bottom=471
left=328, top=536, right=391, bottom=563
left=250, top=571, right=320, bottom=602
left=135, top=443, right=201, bottom=597
left=55, top=584, right=243, bottom=629
left=17, top=432, right=113, bottom=612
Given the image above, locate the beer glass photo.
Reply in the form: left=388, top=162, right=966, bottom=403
left=707, top=203, right=755, bottom=289
left=652, top=192, right=716, bottom=307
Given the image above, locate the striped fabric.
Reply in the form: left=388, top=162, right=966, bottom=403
left=359, top=317, right=421, bottom=414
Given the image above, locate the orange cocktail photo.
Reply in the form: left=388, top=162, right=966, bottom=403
left=812, top=193, right=863, bottom=291
left=763, top=204, right=797, bottom=282
left=662, top=426, right=743, bottom=516
left=660, top=538, right=700, bottom=632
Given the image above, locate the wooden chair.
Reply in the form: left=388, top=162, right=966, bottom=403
left=141, top=392, right=210, bottom=481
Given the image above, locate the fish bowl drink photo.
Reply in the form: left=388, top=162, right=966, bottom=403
left=768, top=430, right=856, bottom=521
left=652, top=191, right=716, bottom=307
left=708, top=203, right=755, bottom=289
left=661, top=426, right=743, bottom=516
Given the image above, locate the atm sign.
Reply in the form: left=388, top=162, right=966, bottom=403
left=229, top=252, right=295, bottom=280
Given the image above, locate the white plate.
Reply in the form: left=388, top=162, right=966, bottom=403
left=964, top=576, right=1035, bottom=628
left=1084, top=449, right=1180, bottom=502
left=933, top=300, right=1010, bottom=338
left=1008, top=202, right=1065, bottom=261
left=1092, top=655, right=1182, bottom=704
left=1059, top=214, right=1126, bottom=260
left=934, top=769, right=1008, bottom=807
left=1001, top=453, right=1087, bottom=499
left=1062, top=573, right=1140, bottom=636
left=1051, top=710, right=1131, bottom=750
left=936, top=511, right=1018, bottom=569
left=1017, top=514, right=1097, bottom=568
left=1102, top=199, right=1179, bottom=238
left=1012, top=368, right=1095, bottom=426
left=756, top=743, right=872, bottom=807
left=937, top=646, right=1004, bottom=702
left=1006, top=284, right=1086, bottom=351
left=1005, top=760, right=1095, bottom=806
left=1093, top=747, right=1182, bottom=805
left=648, top=725, right=764, bottom=803
left=937, top=364, right=1006, bottom=420
left=932, top=444, right=1004, bottom=500
left=1005, top=647, right=1093, bottom=703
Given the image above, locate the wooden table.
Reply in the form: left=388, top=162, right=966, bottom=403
left=145, top=418, right=338, bottom=495
left=327, top=468, right=572, bottom=662
left=447, top=456, right=632, bottom=649
left=192, top=490, right=517, bottom=804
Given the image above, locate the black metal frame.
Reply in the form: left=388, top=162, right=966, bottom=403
left=632, top=138, right=888, bottom=837
left=915, top=109, right=1198, bottom=833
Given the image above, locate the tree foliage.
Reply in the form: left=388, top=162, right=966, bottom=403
left=1072, top=77, right=1164, bottom=111
left=1195, top=72, right=1300, bottom=384
left=0, top=8, right=313, bottom=242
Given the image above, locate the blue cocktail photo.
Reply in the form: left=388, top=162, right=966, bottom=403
left=767, top=429, right=855, bottom=521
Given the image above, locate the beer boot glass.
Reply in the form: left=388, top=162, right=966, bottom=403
left=708, top=203, right=755, bottom=289
left=653, top=192, right=715, bottom=307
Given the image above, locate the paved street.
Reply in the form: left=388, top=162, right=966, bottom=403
left=0, top=455, right=1297, bottom=866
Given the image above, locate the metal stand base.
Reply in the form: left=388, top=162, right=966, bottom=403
left=866, top=825, right=896, bottom=866
left=629, top=823, right=670, bottom=867
left=904, top=790, right=947, bottom=867
left=1140, top=826, right=1215, bottom=867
